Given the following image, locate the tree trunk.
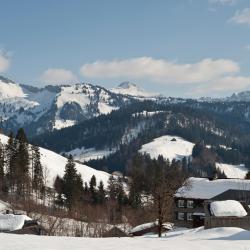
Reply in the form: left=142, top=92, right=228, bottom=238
left=158, top=195, right=162, bottom=237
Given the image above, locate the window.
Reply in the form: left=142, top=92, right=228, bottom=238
left=178, top=212, right=185, bottom=220
left=178, top=199, right=185, bottom=208
left=187, top=200, right=194, bottom=208
left=187, top=213, right=193, bottom=221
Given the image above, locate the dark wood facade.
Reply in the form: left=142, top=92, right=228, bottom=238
left=174, top=189, right=250, bottom=228
left=174, top=198, right=205, bottom=228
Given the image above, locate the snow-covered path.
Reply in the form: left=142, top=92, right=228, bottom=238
left=1, top=227, right=250, bottom=250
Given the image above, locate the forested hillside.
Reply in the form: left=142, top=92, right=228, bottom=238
left=31, top=100, right=250, bottom=174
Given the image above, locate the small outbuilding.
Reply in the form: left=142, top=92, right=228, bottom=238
left=130, top=221, right=173, bottom=236
left=204, top=200, right=250, bottom=230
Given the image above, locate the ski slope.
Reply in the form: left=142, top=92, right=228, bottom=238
left=0, top=226, right=250, bottom=250
left=0, top=134, right=110, bottom=188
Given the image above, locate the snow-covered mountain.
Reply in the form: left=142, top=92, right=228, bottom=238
left=199, top=90, right=250, bottom=103
left=110, top=82, right=159, bottom=98
left=0, top=76, right=139, bottom=135
left=226, top=91, right=250, bottom=102
left=0, top=134, right=110, bottom=188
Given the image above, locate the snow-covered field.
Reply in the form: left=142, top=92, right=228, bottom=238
left=139, top=135, right=194, bottom=162
left=0, top=227, right=250, bottom=250
left=67, top=146, right=116, bottom=162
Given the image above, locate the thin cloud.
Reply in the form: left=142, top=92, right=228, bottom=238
left=209, top=0, right=238, bottom=5
left=0, top=51, right=10, bottom=73
left=192, top=76, right=250, bottom=95
left=40, top=68, right=78, bottom=84
left=80, top=57, right=239, bottom=84
left=230, top=8, right=250, bottom=25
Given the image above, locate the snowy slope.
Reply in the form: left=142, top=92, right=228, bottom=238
left=139, top=135, right=194, bottom=162
left=0, top=134, right=110, bottom=188
left=110, top=82, right=159, bottom=98
left=67, top=147, right=116, bottom=162
left=139, top=135, right=248, bottom=179
left=40, top=147, right=110, bottom=187
left=216, top=163, right=248, bottom=179
left=1, top=227, right=250, bottom=249
left=0, top=79, right=26, bottom=99
left=53, top=84, right=119, bottom=129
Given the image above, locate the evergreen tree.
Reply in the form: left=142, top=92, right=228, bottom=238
left=15, top=128, right=30, bottom=196
left=89, top=175, right=97, bottom=204
left=53, top=175, right=64, bottom=206
left=117, top=178, right=127, bottom=207
left=5, top=132, right=16, bottom=192
left=192, top=142, right=204, bottom=158
left=97, top=181, right=105, bottom=204
left=75, top=173, right=84, bottom=202
left=62, top=155, right=83, bottom=208
left=32, top=145, right=44, bottom=195
left=0, top=140, right=4, bottom=193
left=107, top=175, right=117, bottom=201
left=245, top=170, right=250, bottom=180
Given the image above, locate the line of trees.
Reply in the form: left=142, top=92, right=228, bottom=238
left=0, top=129, right=44, bottom=200
left=53, top=155, right=129, bottom=223
left=0, top=129, right=191, bottom=237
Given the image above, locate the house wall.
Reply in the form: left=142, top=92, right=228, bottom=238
left=174, top=198, right=205, bottom=228
left=205, top=216, right=250, bottom=230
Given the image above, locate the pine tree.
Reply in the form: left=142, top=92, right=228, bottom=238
left=32, top=145, right=44, bottom=196
left=62, top=155, right=83, bottom=208
left=15, top=128, right=30, bottom=196
left=245, top=170, right=250, bottom=179
left=75, top=173, right=84, bottom=202
left=53, top=175, right=64, bottom=206
left=0, top=140, right=4, bottom=193
left=97, top=181, right=105, bottom=204
left=117, top=178, right=126, bottom=207
left=5, top=132, right=16, bottom=192
left=89, top=175, right=97, bottom=204
left=107, top=175, right=117, bottom=201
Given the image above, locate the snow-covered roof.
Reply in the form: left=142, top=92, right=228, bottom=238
left=210, top=200, right=248, bottom=217
left=130, top=221, right=173, bottom=234
left=0, top=214, right=32, bottom=231
left=175, top=177, right=250, bottom=199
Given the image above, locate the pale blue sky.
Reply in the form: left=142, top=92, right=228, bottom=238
left=1, top=0, right=250, bottom=97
